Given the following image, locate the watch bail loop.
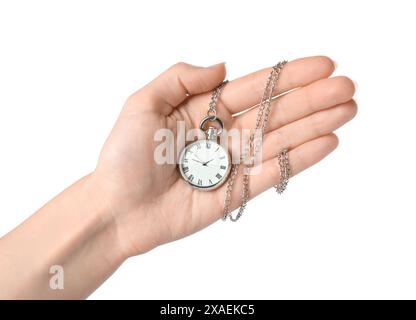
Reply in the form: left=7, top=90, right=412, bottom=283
left=199, top=115, right=224, bottom=139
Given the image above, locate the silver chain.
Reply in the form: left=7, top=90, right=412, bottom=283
left=207, top=80, right=228, bottom=117
left=275, top=149, right=290, bottom=194
left=222, top=61, right=288, bottom=222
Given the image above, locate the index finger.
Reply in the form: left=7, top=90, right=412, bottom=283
left=220, top=56, right=336, bottom=114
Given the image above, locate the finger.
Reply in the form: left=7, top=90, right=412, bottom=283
left=216, top=134, right=338, bottom=215
left=248, top=134, right=339, bottom=199
left=235, top=76, right=356, bottom=133
left=220, top=56, right=335, bottom=114
left=260, top=100, right=357, bottom=162
left=130, top=62, right=226, bottom=114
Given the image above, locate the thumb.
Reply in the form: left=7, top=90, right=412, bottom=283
left=135, top=62, right=226, bottom=113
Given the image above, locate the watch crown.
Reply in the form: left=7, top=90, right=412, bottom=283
left=206, top=126, right=218, bottom=140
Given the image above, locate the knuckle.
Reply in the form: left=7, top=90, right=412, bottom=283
left=292, top=150, right=305, bottom=174
left=273, top=95, right=292, bottom=127
left=171, top=62, right=190, bottom=72
left=251, top=71, right=267, bottom=99
left=276, top=128, right=290, bottom=149
left=125, top=88, right=157, bottom=111
left=303, top=85, right=316, bottom=113
left=311, top=112, right=325, bottom=135
left=125, top=90, right=140, bottom=105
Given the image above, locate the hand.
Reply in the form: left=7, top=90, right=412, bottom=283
left=92, top=57, right=357, bottom=256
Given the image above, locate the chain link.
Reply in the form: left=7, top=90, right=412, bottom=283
left=275, top=149, right=290, bottom=194
left=207, top=80, right=228, bottom=118
left=222, top=61, right=288, bottom=222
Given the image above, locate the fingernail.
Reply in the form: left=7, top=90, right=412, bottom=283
left=332, top=59, right=338, bottom=70
left=353, top=80, right=358, bottom=92
left=207, top=62, right=226, bottom=68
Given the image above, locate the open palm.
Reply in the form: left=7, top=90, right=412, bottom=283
left=93, top=56, right=356, bottom=256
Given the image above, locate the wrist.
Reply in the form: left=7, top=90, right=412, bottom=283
left=88, top=170, right=164, bottom=258
left=82, top=174, right=131, bottom=263
left=87, top=171, right=155, bottom=259
left=0, top=174, right=130, bottom=299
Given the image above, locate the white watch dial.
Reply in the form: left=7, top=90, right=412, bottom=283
left=179, top=140, right=230, bottom=190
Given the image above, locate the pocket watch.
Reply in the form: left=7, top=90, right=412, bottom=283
left=178, top=115, right=231, bottom=190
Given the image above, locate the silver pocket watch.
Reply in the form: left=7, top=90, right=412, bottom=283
left=178, top=115, right=231, bottom=190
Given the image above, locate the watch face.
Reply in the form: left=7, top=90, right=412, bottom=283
left=178, top=140, right=231, bottom=190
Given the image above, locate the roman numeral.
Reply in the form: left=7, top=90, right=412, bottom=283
left=220, top=165, right=226, bottom=170
left=198, top=179, right=202, bottom=186
left=196, top=142, right=201, bottom=149
left=219, top=156, right=225, bottom=160
left=183, top=166, right=189, bottom=173
left=216, top=173, right=222, bottom=179
left=188, top=174, right=194, bottom=182
left=206, top=141, right=211, bottom=149
left=209, top=179, right=213, bottom=185
left=215, top=147, right=219, bottom=152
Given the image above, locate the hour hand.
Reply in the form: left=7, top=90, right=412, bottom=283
left=203, top=159, right=214, bottom=166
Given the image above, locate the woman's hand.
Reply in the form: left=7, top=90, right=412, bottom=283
left=92, top=56, right=357, bottom=257
left=0, top=56, right=356, bottom=299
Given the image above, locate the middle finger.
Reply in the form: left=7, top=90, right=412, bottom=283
left=234, top=76, right=356, bottom=133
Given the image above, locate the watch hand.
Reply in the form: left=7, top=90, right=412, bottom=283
left=202, top=159, right=214, bottom=166
left=192, top=158, right=203, bottom=164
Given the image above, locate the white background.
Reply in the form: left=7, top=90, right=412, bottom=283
left=0, top=0, right=415, bottom=299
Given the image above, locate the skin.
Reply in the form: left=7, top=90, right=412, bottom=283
left=0, top=56, right=357, bottom=299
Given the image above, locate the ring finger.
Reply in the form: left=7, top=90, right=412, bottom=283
left=260, top=99, right=357, bottom=162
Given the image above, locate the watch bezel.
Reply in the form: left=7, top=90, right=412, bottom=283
left=178, top=139, right=231, bottom=191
